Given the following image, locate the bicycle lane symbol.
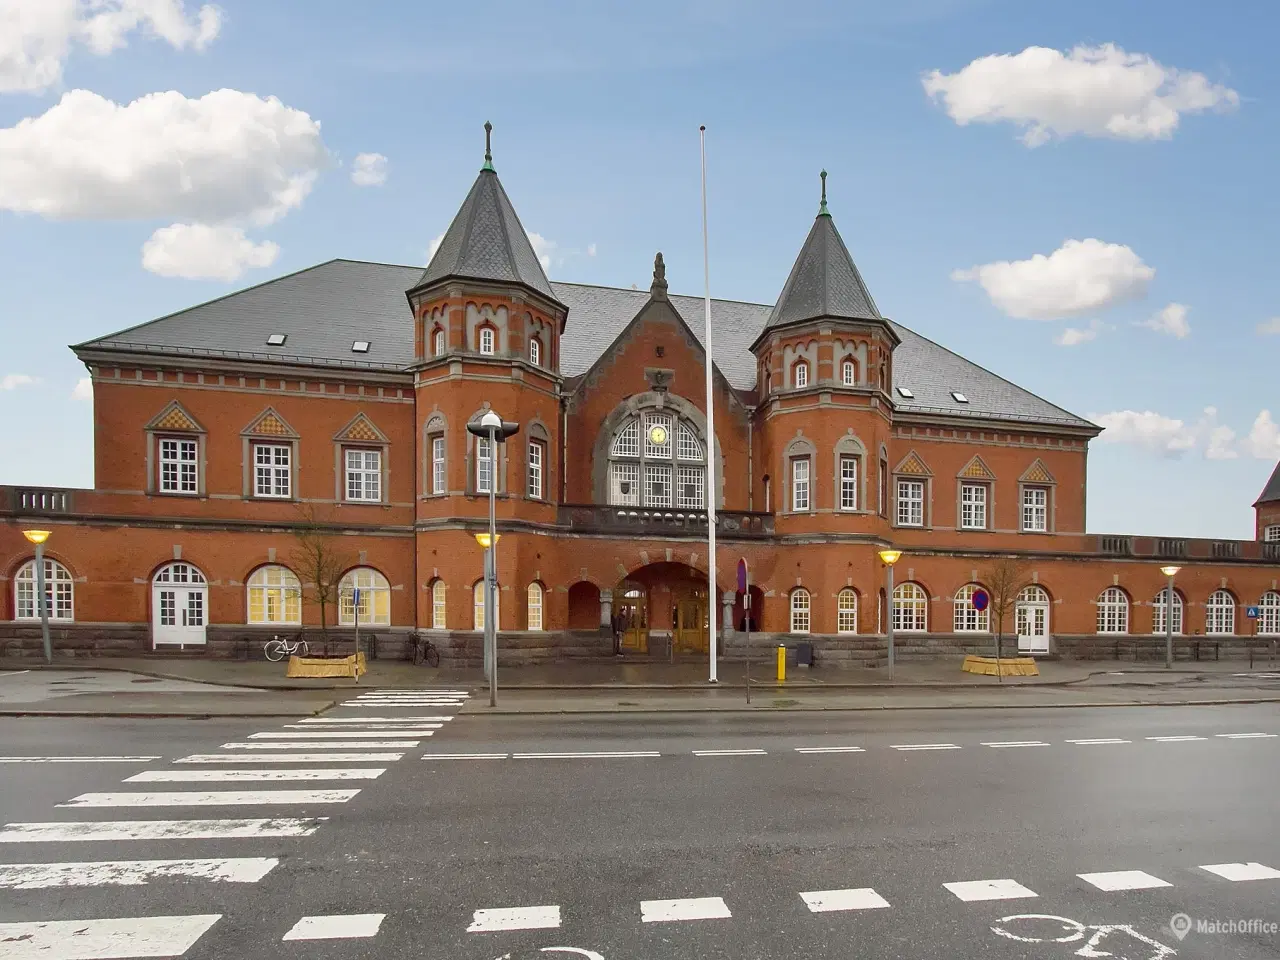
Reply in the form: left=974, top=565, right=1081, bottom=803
left=991, top=914, right=1177, bottom=959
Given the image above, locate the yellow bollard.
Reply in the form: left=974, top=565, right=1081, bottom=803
left=776, top=644, right=786, bottom=683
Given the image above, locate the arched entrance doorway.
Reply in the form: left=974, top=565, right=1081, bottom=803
left=152, top=562, right=208, bottom=648
left=615, top=562, right=716, bottom=657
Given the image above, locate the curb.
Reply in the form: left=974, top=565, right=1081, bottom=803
left=0, top=711, right=326, bottom=719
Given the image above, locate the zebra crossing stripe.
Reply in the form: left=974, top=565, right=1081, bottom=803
left=892, top=743, right=961, bottom=751
left=0, top=857, right=278, bottom=889
left=247, top=731, right=438, bottom=739
left=219, top=741, right=420, bottom=749
left=57, top=789, right=360, bottom=808
left=0, top=818, right=327, bottom=843
left=800, top=888, right=891, bottom=912
left=0, top=756, right=161, bottom=764
left=467, top=906, right=561, bottom=932
left=283, top=913, right=387, bottom=941
left=178, top=753, right=403, bottom=764
left=124, top=769, right=385, bottom=783
left=641, top=897, right=732, bottom=922
left=294, top=716, right=453, bottom=724
left=795, top=746, right=865, bottom=754
left=0, top=914, right=220, bottom=958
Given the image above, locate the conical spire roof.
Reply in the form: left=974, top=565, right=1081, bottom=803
left=413, top=123, right=559, bottom=305
left=763, top=172, right=882, bottom=331
left=1256, top=461, right=1280, bottom=505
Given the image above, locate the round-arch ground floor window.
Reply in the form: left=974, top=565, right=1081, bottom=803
left=339, top=567, right=390, bottom=625
left=14, top=558, right=74, bottom=621
left=473, top=581, right=501, bottom=631
left=247, top=565, right=301, bottom=624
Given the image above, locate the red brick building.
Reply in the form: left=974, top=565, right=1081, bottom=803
left=3, top=140, right=1279, bottom=664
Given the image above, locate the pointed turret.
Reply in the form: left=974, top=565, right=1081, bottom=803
left=1255, top=461, right=1280, bottom=506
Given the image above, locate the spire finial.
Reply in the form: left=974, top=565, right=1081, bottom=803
left=818, top=169, right=829, bottom=216
left=651, top=251, right=668, bottom=300
left=482, top=121, right=495, bottom=172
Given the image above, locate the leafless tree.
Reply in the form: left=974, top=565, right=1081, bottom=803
left=291, top=505, right=354, bottom=644
left=978, top=555, right=1032, bottom=666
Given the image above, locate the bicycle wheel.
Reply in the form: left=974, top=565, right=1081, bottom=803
left=264, top=639, right=287, bottom=662
left=298, top=640, right=310, bottom=658
left=425, top=643, right=440, bottom=668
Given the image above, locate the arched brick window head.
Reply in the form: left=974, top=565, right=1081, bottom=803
left=479, top=326, right=496, bottom=355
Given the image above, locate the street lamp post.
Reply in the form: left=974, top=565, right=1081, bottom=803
left=878, top=549, right=902, bottom=681
left=467, top=410, right=520, bottom=708
left=1161, top=565, right=1180, bottom=669
left=22, top=530, right=53, bottom=664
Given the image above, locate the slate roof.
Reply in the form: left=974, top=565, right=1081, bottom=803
left=1256, top=462, right=1280, bottom=505
left=76, top=258, right=1096, bottom=430
left=413, top=168, right=558, bottom=304
left=763, top=211, right=882, bottom=332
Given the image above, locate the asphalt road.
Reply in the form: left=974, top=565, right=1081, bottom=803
left=1, top=692, right=1278, bottom=959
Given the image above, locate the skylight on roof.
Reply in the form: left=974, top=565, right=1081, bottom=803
left=896, top=387, right=914, bottom=399
left=951, top=392, right=969, bottom=403
left=352, top=340, right=370, bottom=353
left=266, top=334, right=287, bottom=346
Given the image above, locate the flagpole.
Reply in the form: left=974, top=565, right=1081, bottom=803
left=700, top=124, right=718, bottom=684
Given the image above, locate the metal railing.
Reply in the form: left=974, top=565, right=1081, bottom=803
left=557, top=503, right=774, bottom=536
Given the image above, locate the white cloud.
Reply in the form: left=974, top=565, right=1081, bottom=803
left=0, top=373, right=38, bottom=390
left=923, top=43, right=1239, bottom=147
left=141, top=223, right=279, bottom=281
left=1257, top=317, right=1280, bottom=336
left=527, top=231, right=555, bottom=273
left=1055, top=319, right=1103, bottom=346
left=1205, top=423, right=1238, bottom=461
left=351, top=152, right=387, bottom=187
left=1139, top=302, right=1191, bottom=339
left=426, top=232, right=446, bottom=264
left=1245, top=411, right=1280, bottom=460
left=0, top=0, right=221, bottom=94
left=71, top=376, right=92, bottom=401
left=1092, top=410, right=1199, bottom=456
left=587, top=242, right=597, bottom=257
left=953, top=238, right=1154, bottom=320
left=0, top=88, right=326, bottom=226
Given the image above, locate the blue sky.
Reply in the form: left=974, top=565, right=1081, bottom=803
left=2, top=0, right=1277, bottom=538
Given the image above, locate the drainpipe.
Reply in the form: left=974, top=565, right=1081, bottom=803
left=560, top=397, right=568, bottom=503
left=747, top=413, right=754, bottom=512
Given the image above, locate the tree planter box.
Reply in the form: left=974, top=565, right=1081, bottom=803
left=286, top=652, right=367, bottom=679
left=962, top=655, right=1038, bottom=677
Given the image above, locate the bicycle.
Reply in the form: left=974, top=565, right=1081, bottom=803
left=413, top=636, right=441, bottom=668
left=264, top=633, right=310, bottom=662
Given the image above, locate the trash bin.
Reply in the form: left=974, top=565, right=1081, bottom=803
left=788, top=641, right=813, bottom=667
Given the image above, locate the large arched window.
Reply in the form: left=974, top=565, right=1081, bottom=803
left=1096, top=587, right=1129, bottom=634
left=527, top=582, right=544, bottom=631
left=1151, top=589, right=1183, bottom=635
left=14, top=558, right=74, bottom=621
left=473, top=580, right=501, bottom=631
left=1259, top=592, right=1280, bottom=636
left=790, top=588, right=811, bottom=634
left=430, top=579, right=446, bottom=629
left=339, top=567, right=390, bottom=626
left=836, top=588, right=858, bottom=634
left=893, top=583, right=927, bottom=633
left=247, top=565, right=301, bottom=625
left=953, top=584, right=990, bottom=633
left=1205, top=589, right=1236, bottom=635
left=608, top=412, right=706, bottom=509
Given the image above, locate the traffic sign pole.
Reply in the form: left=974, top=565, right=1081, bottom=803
left=738, top=559, right=750, bottom=704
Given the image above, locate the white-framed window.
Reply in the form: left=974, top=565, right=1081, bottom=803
left=529, top=338, right=541, bottom=366
left=345, top=449, right=382, bottom=502
left=158, top=437, right=198, bottom=494
left=837, top=588, right=858, bottom=634
left=476, top=437, right=493, bottom=493
left=791, top=457, right=810, bottom=512
left=841, top=359, right=855, bottom=386
left=960, top=483, right=987, bottom=530
left=14, top=558, right=74, bottom=621
left=839, top=456, right=858, bottom=511
left=793, top=361, right=808, bottom=388
left=676, top=466, right=704, bottom=510
left=1265, top=525, right=1280, bottom=543
left=896, top=479, right=924, bottom=526
left=610, top=462, right=640, bottom=506
left=338, top=567, right=391, bottom=626
left=953, top=584, right=990, bottom=633
left=1205, top=589, right=1236, bottom=635
left=431, top=435, right=446, bottom=494
left=527, top=441, right=544, bottom=499
left=473, top=580, right=500, bottom=631
left=253, top=443, right=292, bottom=498
left=479, top=326, right=495, bottom=355
left=433, top=328, right=446, bottom=355
left=790, top=588, right=811, bottom=633
left=676, top=422, right=702, bottom=461
left=1259, top=591, right=1280, bottom=636
left=611, top=420, right=639, bottom=458
left=431, top=580, right=446, bottom=629
left=644, top=413, right=672, bottom=459
left=893, top=582, right=928, bottom=633
left=247, top=565, right=301, bottom=625
left=527, top=582, right=544, bottom=631
left=607, top=413, right=706, bottom=509
left=1022, top=486, right=1048, bottom=532
left=1151, top=589, right=1183, bottom=635
left=1096, top=586, right=1129, bottom=634
left=644, top=463, right=672, bottom=507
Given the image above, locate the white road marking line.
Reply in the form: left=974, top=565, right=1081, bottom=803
left=981, top=741, right=1050, bottom=748
left=513, top=751, right=661, bottom=759
left=1078, top=870, right=1171, bottom=891
left=795, top=746, right=866, bottom=754
left=219, top=741, right=419, bottom=749
left=58, top=790, right=360, bottom=808
left=421, top=753, right=509, bottom=760
left=892, top=743, right=962, bottom=751
left=692, top=749, right=766, bottom=757
left=282, top=913, right=386, bottom=941
left=296, top=716, right=453, bottom=723
left=0, top=670, right=30, bottom=677
left=124, top=769, right=385, bottom=783
left=943, top=878, right=1038, bottom=902
left=1146, top=735, right=1207, bottom=742
left=248, top=730, right=437, bottom=739
left=354, top=689, right=469, bottom=694
left=284, top=723, right=443, bottom=730
left=0, top=756, right=161, bottom=763
left=1198, top=861, right=1280, bottom=882
left=640, top=897, right=732, bottom=923
left=1215, top=732, right=1277, bottom=739
left=1065, top=738, right=1131, bottom=745
left=467, top=906, right=561, bottom=932
left=0, top=914, right=220, bottom=959
left=0, top=857, right=278, bottom=889
left=800, top=888, right=891, bottom=912
left=177, top=753, right=403, bottom=763
left=0, top=818, right=326, bottom=843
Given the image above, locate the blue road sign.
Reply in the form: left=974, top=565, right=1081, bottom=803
left=1247, top=606, right=1260, bottom=619
left=972, top=589, right=990, bottom=612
